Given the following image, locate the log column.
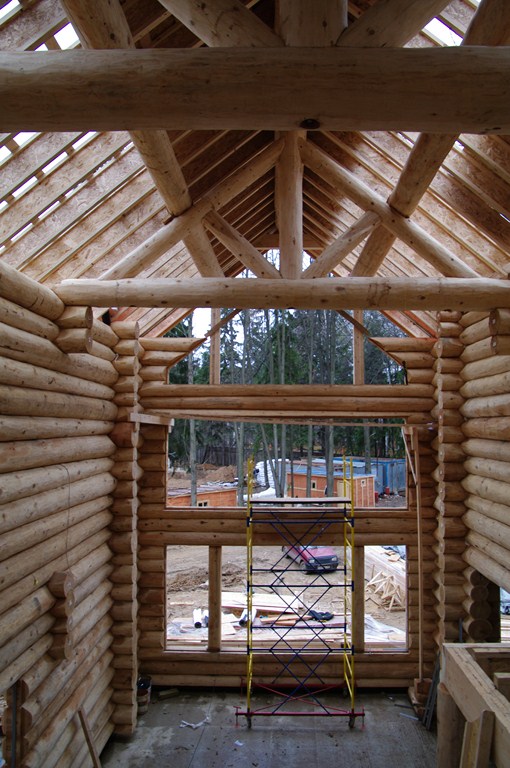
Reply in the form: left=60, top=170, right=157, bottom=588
left=109, top=321, right=142, bottom=735
left=460, top=309, right=510, bottom=641
left=433, top=311, right=466, bottom=647
left=137, top=425, right=169, bottom=675
left=371, top=336, right=437, bottom=677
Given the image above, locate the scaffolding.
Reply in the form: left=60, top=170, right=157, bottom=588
left=236, top=459, right=364, bottom=728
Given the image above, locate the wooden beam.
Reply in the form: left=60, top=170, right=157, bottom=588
left=203, top=210, right=281, bottom=279
left=300, top=139, right=478, bottom=278
left=55, top=276, right=510, bottom=311
left=99, top=139, right=284, bottom=280
left=183, top=226, right=224, bottom=278
left=2, top=48, right=510, bottom=133
left=275, top=131, right=303, bottom=279
left=157, top=0, right=283, bottom=47
left=277, top=0, right=347, bottom=46
left=352, top=0, right=510, bottom=277
left=337, top=0, right=449, bottom=48
left=303, top=212, right=379, bottom=279
left=442, top=644, right=510, bottom=768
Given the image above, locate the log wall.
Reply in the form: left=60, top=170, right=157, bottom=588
left=0, top=262, right=118, bottom=766
left=460, top=309, right=510, bottom=640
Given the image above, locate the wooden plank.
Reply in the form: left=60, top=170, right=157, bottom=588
left=460, top=709, right=495, bottom=768
left=2, top=47, right=510, bottom=133
left=77, top=708, right=102, bottom=768
left=442, top=645, right=510, bottom=768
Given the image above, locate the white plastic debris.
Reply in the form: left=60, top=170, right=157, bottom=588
left=180, top=715, right=211, bottom=729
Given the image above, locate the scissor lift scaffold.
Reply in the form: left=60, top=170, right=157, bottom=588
left=236, top=462, right=364, bottom=729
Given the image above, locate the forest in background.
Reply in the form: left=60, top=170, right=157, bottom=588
left=167, top=308, right=407, bottom=503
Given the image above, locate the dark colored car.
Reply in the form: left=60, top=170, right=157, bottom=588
left=282, top=544, right=339, bottom=573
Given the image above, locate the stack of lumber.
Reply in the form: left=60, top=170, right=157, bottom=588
left=365, top=546, right=406, bottom=611
left=432, top=311, right=467, bottom=645
left=0, top=261, right=117, bottom=766
left=460, top=308, right=510, bottom=640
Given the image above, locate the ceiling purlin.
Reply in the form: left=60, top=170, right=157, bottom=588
left=351, top=0, right=510, bottom=279
left=60, top=0, right=227, bottom=289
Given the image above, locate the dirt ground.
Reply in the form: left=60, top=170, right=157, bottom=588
left=165, top=465, right=407, bottom=643
left=166, top=544, right=407, bottom=639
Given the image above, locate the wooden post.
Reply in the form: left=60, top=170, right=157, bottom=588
left=437, top=681, right=466, bottom=768
left=208, top=546, right=222, bottom=653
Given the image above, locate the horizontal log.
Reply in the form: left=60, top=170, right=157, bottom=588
left=460, top=369, right=510, bottom=399
left=466, top=531, right=510, bottom=585
left=464, top=545, right=510, bottom=594
left=57, top=306, right=93, bottom=329
left=91, top=319, right=119, bottom=348
left=461, top=355, right=510, bottom=383
left=142, top=394, right=434, bottom=413
left=0, top=258, right=64, bottom=320
left=0, top=474, right=114, bottom=534
left=462, top=473, right=510, bottom=507
left=0, top=295, right=59, bottom=340
left=464, top=509, right=510, bottom=552
left=370, top=337, right=436, bottom=353
left=0, top=615, right=54, bottom=691
left=0, top=416, right=113, bottom=445
left=90, top=339, right=117, bottom=361
left=464, top=455, right=510, bottom=484
left=489, top=307, right=510, bottom=335
left=462, top=417, right=510, bottom=440
left=438, top=425, right=464, bottom=443
left=461, top=392, right=510, bottom=419
left=458, top=316, right=491, bottom=346
left=435, top=338, right=464, bottom=358
left=491, top=336, right=510, bottom=356
left=434, top=358, right=464, bottom=375
left=3, top=47, right=510, bottom=133
left=0, top=511, right=111, bottom=596
left=0, top=434, right=115, bottom=474
left=0, top=383, right=117, bottom=420
left=436, top=443, right=465, bottom=463
left=55, top=327, right=93, bottom=354
left=432, top=373, right=464, bottom=391
left=0, top=495, right=112, bottom=563
left=0, top=460, right=113, bottom=515
left=55, top=276, right=510, bottom=312
left=0, top=355, right=115, bottom=400
left=139, top=350, right=191, bottom=366
left=140, top=337, right=205, bottom=352
left=113, top=356, right=140, bottom=376
left=465, top=494, right=510, bottom=528
left=141, top=382, right=433, bottom=399
left=0, top=321, right=118, bottom=385
left=139, top=365, right=168, bottom=381
left=460, top=337, right=492, bottom=364
left=110, top=320, right=139, bottom=339
left=1, top=534, right=109, bottom=629
left=0, top=587, right=54, bottom=649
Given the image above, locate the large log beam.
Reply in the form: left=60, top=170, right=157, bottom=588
left=1, top=48, right=510, bottom=133
left=55, top=276, right=510, bottom=311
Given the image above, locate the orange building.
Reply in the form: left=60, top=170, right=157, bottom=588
left=287, top=462, right=376, bottom=508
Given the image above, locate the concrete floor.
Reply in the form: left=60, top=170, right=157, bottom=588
left=101, top=687, right=437, bottom=768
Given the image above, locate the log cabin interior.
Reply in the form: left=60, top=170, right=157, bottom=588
left=2, top=0, right=510, bottom=765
